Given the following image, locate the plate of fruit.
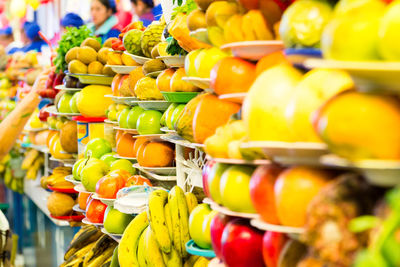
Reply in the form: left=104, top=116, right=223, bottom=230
left=182, top=77, right=211, bottom=90
left=105, top=65, right=138, bottom=74
left=124, top=51, right=151, bottom=65
left=221, top=41, right=284, bottom=61
left=68, top=73, right=114, bottom=86
left=157, top=56, right=186, bottom=68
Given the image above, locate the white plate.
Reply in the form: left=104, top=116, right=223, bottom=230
left=124, top=51, right=151, bottom=64
left=72, top=204, right=86, bottom=213
left=135, top=100, right=170, bottom=111
left=305, top=59, right=400, bottom=93
left=208, top=258, right=226, bottom=267
left=218, top=93, right=247, bottom=104
left=45, top=105, right=81, bottom=117
left=250, top=217, right=305, bottom=234
left=133, top=163, right=176, bottom=175
left=104, top=119, right=118, bottom=125
left=101, top=228, right=122, bottom=243
left=113, top=154, right=137, bottom=161
left=74, top=184, right=91, bottom=194
left=160, top=127, right=176, bottom=133
left=157, top=56, right=186, bottom=68
left=189, top=28, right=211, bottom=45
left=23, top=126, right=48, bottom=132
left=92, top=193, right=115, bottom=206
left=206, top=156, right=271, bottom=165
left=241, top=141, right=329, bottom=159
left=221, top=40, right=284, bottom=61
left=160, top=134, right=204, bottom=149
left=182, top=77, right=211, bottom=90
left=113, top=126, right=139, bottom=134
left=139, top=168, right=177, bottom=181
left=81, top=218, right=103, bottom=226
left=321, top=154, right=400, bottom=187
left=146, top=71, right=163, bottom=78
left=105, top=94, right=139, bottom=105
left=203, top=198, right=258, bottom=219
left=132, top=134, right=166, bottom=141
left=105, top=65, right=138, bottom=74
left=64, top=175, right=81, bottom=185
left=69, top=73, right=113, bottom=85
left=55, top=85, right=82, bottom=92
left=49, top=156, right=77, bottom=165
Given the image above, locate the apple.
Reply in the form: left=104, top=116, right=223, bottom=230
left=84, top=138, right=112, bottom=159
left=171, top=104, right=185, bottom=129
left=72, top=158, right=86, bottom=180
left=57, top=93, right=74, bottom=113
left=126, top=106, right=145, bottom=129
left=185, top=49, right=203, bottom=77
left=100, top=152, right=117, bottom=167
left=220, top=165, right=256, bottom=213
left=96, top=172, right=127, bottom=199
left=249, top=165, right=283, bottom=224
left=221, top=219, right=264, bottom=267
left=118, top=107, right=131, bottom=129
left=104, top=206, right=134, bottom=234
left=80, top=158, right=109, bottom=192
left=262, top=231, right=288, bottom=267
left=202, top=160, right=215, bottom=198
left=189, top=203, right=214, bottom=249
left=202, top=210, right=218, bottom=247
left=86, top=198, right=107, bottom=223
left=378, top=0, right=400, bottom=60
left=110, top=159, right=136, bottom=175
left=194, top=48, right=228, bottom=78
left=207, top=162, right=229, bottom=204
left=136, top=110, right=163, bottom=135
left=70, top=92, right=80, bottom=113
left=38, top=104, right=51, bottom=122
left=210, top=213, right=231, bottom=259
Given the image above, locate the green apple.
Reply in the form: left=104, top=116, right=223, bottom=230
left=104, top=206, right=134, bottom=234
left=202, top=210, right=218, bottom=246
left=219, top=165, right=256, bottom=213
left=69, top=92, right=80, bottom=113
left=170, top=104, right=185, bottom=130
left=136, top=110, right=163, bottom=135
left=189, top=204, right=213, bottom=249
left=185, top=49, right=203, bottom=77
left=72, top=158, right=86, bottom=180
left=378, top=0, right=400, bottom=60
left=57, top=93, right=74, bottom=113
left=100, top=152, right=117, bottom=167
left=118, top=108, right=130, bottom=129
left=127, top=106, right=145, bottom=129
left=164, top=103, right=178, bottom=130
left=110, top=159, right=136, bottom=175
left=80, top=158, right=109, bottom=192
left=208, top=163, right=229, bottom=204
left=194, top=48, right=228, bottom=78
left=84, top=138, right=112, bottom=159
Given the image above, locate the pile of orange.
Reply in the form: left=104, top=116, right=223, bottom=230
left=116, top=132, right=136, bottom=158
left=137, top=141, right=175, bottom=167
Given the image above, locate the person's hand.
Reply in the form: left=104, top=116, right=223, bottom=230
left=31, top=67, right=55, bottom=95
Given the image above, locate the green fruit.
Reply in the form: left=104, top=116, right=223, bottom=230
left=72, top=158, right=86, bottom=180
left=84, top=138, right=112, bottom=159
left=57, top=93, right=74, bottom=113
left=126, top=106, right=145, bottom=129
left=141, top=21, right=165, bottom=58
left=70, top=92, right=80, bottom=113
left=80, top=158, right=109, bottom=192
left=100, top=152, right=117, bottom=167
left=110, top=245, right=120, bottom=267
left=123, top=29, right=144, bottom=56
left=164, top=103, right=179, bottom=130
left=171, top=104, right=185, bottom=130
left=118, top=108, right=131, bottom=129
left=110, top=159, right=136, bottom=175
left=104, top=206, right=134, bottom=234
left=137, top=110, right=163, bottom=135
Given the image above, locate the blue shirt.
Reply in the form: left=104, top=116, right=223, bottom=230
left=88, top=15, right=121, bottom=43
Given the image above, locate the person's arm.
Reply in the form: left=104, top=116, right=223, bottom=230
left=0, top=69, right=51, bottom=160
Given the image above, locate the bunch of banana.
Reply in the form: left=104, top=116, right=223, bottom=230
left=21, top=149, right=44, bottom=179
left=25, top=155, right=43, bottom=179
left=21, top=149, right=40, bottom=170
left=42, top=166, right=73, bottom=189
left=118, top=186, right=199, bottom=267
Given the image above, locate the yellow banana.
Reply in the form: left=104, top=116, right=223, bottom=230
left=246, top=10, right=273, bottom=40
left=224, top=15, right=245, bottom=43
left=22, top=149, right=39, bottom=170
left=144, top=226, right=166, bottom=267
left=168, top=187, right=183, bottom=257
left=137, top=231, right=147, bottom=267
left=185, top=192, right=198, bottom=214
left=183, top=255, right=200, bottom=267
left=177, top=187, right=190, bottom=259
left=193, top=257, right=209, bottom=267
left=149, top=189, right=171, bottom=253
left=163, top=247, right=182, bottom=267
left=118, top=211, right=149, bottom=267
left=164, top=203, right=173, bottom=241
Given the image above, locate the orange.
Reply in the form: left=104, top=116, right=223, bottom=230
left=274, top=166, right=331, bottom=227
left=137, top=141, right=175, bottom=167
left=78, top=192, right=91, bottom=210
left=115, top=129, right=124, bottom=144
left=156, top=68, right=176, bottom=92
left=136, top=140, right=151, bottom=163
left=116, top=132, right=136, bottom=157
left=210, top=57, right=256, bottom=95
left=133, top=137, right=149, bottom=158
left=46, top=130, right=59, bottom=148
left=256, top=51, right=288, bottom=76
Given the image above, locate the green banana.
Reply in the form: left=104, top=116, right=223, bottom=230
left=118, top=211, right=149, bottom=267
left=164, top=203, right=173, bottom=241
left=185, top=192, right=198, bottom=214
left=137, top=231, right=147, bottom=267
left=149, top=189, right=171, bottom=253
left=169, top=187, right=183, bottom=257
left=176, top=186, right=191, bottom=258
left=144, top=226, right=166, bottom=267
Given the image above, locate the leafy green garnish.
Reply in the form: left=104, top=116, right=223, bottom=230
left=171, top=0, right=197, bottom=19
left=53, top=25, right=97, bottom=73
left=166, top=37, right=188, bottom=56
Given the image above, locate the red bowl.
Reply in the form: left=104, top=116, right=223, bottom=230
left=50, top=214, right=85, bottom=221
left=47, top=185, right=77, bottom=194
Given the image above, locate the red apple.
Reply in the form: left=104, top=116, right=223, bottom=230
left=38, top=104, right=51, bottom=122
left=262, top=231, right=287, bottom=267
left=86, top=199, right=107, bottom=223
left=249, top=165, right=283, bottom=224
left=221, top=219, right=264, bottom=267
left=210, top=213, right=231, bottom=259
left=202, top=160, right=216, bottom=198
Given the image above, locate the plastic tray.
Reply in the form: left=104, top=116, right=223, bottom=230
left=64, top=175, right=81, bottom=185
left=124, top=51, right=151, bottom=64
left=106, top=65, right=138, bottom=74
left=105, top=95, right=139, bottom=105
left=138, top=168, right=177, bottom=181
left=136, top=100, right=171, bottom=111
left=54, top=85, right=82, bottom=92
left=221, top=40, right=284, bottom=61
left=182, top=77, right=210, bottom=90
left=69, top=73, right=113, bottom=85
left=203, top=198, right=258, bottom=219
left=92, top=193, right=115, bottom=206
left=157, top=56, right=186, bottom=68
left=186, top=240, right=216, bottom=258
left=81, top=217, right=103, bottom=226
left=133, top=163, right=176, bottom=176
left=74, top=184, right=91, bottom=194
left=161, top=91, right=200, bottom=103
left=45, top=105, right=81, bottom=117
left=250, top=218, right=305, bottom=235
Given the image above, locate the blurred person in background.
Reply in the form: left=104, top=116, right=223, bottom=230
left=88, top=0, right=121, bottom=43
left=19, top=21, right=48, bottom=53
left=130, top=0, right=162, bottom=26
left=0, top=26, right=22, bottom=55
left=60, top=13, right=84, bottom=32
